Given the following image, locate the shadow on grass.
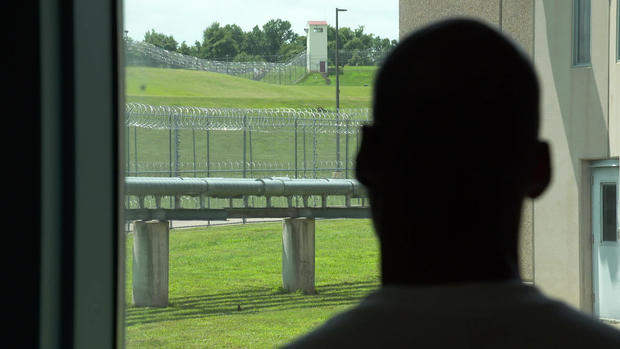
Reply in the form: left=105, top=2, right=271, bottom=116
left=125, top=280, right=379, bottom=327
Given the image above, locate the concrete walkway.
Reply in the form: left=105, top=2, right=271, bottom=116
left=171, top=218, right=283, bottom=229
left=125, top=218, right=284, bottom=232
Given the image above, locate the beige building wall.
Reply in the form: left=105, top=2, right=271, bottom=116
left=612, top=1, right=620, bottom=238
left=399, top=0, right=501, bottom=38
left=399, top=0, right=536, bottom=282
left=533, top=0, right=610, bottom=311
left=399, top=0, right=616, bottom=312
left=611, top=0, right=620, bottom=158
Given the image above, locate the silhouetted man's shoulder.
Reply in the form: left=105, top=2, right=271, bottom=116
left=281, top=282, right=620, bottom=348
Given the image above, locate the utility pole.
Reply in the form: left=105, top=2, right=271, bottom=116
left=335, top=7, right=347, bottom=173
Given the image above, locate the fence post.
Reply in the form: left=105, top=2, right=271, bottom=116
left=294, top=116, right=298, bottom=179
left=168, top=113, right=172, bottom=177
left=206, top=126, right=210, bottom=177
left=134, top=126, right=138, bottom=175
left=126, top=125, right=130, bottom=176
left=243, top=114, right=247, bottom=179
left=207, top=120, right=211, bottom=223
left=192, top=129, right=196, bottom=177
left=249, top=126, right=253, bottom=178
left=313, top=115, right=317, bottom=179
left=345, top=117, right=349, bottom=178
left=174, top=113, right=180, bottom=177
left=243, top=114, right=247, bottom=224
left=336, top=110, right=341, bottom=173
left=168, top=113, right=173, bottom=208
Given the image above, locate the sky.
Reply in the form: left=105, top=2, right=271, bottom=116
left=123, top=0, right=399, bottom=45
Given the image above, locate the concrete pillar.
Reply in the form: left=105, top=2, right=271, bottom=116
left=132, top=220, right=169, bottom=307
left=282, top=218, right=316, bottom=294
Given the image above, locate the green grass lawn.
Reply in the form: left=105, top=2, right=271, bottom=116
left=124, top=219, right=380, bottom=348
left=126, top=66, right=372, bottom=109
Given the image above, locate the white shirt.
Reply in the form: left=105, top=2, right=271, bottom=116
left=282, top=281, right=620, bottom=348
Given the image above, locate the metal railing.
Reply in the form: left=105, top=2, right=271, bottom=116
left=124, top=176, right=370, bottom=221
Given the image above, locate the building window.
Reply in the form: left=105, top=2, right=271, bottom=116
left=602, top=184, right=618, bottom=242
left=313, top=27, right=323, bottom=33
left=572, top=0, right=591, bottom=66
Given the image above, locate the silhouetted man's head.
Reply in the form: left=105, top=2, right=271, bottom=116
left=356, top=18, right=550, bottom=285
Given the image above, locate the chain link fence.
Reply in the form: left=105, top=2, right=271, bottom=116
left=125, top=40, right=307, bottom=85
left=125, top=39, right=391, bottom=85
left=125, top=103, right=370, bottom=179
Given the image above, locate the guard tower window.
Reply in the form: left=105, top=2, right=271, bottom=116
left=572, top=0, right=591, bottom=66
left=602, top=184, right=617, bottom=242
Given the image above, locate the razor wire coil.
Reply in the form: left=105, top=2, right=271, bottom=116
left=125, top=103, right=371, bottom=134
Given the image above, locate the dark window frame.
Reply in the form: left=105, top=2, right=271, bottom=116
left=38, top=0, right=124, bottom=347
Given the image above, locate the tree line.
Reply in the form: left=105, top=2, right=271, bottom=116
left=133, top=19, right=397, bottom=65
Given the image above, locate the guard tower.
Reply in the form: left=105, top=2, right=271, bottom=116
left=305, top=21, right=328, bottom=73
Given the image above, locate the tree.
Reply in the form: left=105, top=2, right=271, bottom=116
left=178, top=41, right=191, bottom=55
left=241, top=25, right=266, bottom=57
left=213, top=36, right=239, bottom=60
left=279, top=35, right=306, bottom=61
left=223, top=24, right=244, bottom=46
left=144, top=29, right=178, bottom=52
left=138, top=19, right=398, bottom=66
left=200, top=22, right=244, bottom=60
left=347, top=50, right=373, bottom=66
left=327, top=25, right=397, bottom=66
left=262, top=19, right=297, bottom=61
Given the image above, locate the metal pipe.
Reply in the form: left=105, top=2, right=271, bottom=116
left=125, top=207, right=370, bottom=221
left=125, top=177, right=367, bottom=198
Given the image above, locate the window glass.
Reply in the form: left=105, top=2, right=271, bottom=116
left=573, top=0, right=591, bottom=65
left=122, top=1, right=395, bottom=347
left=118, top=1, right=619, bottom=347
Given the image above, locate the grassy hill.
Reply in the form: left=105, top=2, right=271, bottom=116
left=125, top=66, right=373, bottom=109
left=297, top=66, right=379, bottom=87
